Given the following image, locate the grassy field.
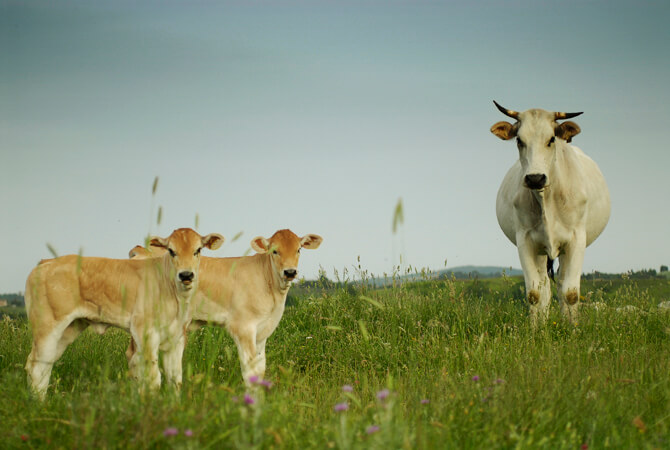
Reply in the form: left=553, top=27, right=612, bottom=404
left=1, top=275, right=669, bottom=449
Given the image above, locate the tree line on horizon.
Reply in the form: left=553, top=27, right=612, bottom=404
left=2, top=266, right=667, bottom=308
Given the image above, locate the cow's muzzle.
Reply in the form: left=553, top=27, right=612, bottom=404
left=179, top=271, right=195, bottom=286
left=283, top=269, right=297, bottom=280
left=524, top=173, right=547, bottom=190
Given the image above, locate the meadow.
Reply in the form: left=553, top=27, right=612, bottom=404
left=1, top=274, right=669, bottom=449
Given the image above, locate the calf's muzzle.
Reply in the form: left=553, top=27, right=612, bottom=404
left=179, top=271, right=195, bottom=283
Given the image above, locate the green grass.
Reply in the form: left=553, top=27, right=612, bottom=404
left=1, top=277, right=669, bottom=449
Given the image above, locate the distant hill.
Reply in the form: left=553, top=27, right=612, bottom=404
left=438, top=266, right=523, bottom=278
left=366, top=265, right=523, bottom=287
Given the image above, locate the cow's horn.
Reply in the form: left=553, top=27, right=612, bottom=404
left=493, top=100, right=519, bottom=120
left=555, top=111, right=583, bottom=120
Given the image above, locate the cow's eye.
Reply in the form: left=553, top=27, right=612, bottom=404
left=297, top=248, right=301, bottom=255
left=272, top=250, right=279, bottom=255
left=547, top=136, right=555, bottom=147
left=168, top=248, right=176, bottom=257
left=194, top=248, right=201, bottom=256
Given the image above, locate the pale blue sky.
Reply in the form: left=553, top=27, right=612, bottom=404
left=2, top=1, right=669, bottom=292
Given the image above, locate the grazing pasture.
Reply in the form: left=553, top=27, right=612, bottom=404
left=1, top=275, right=668, bottom=449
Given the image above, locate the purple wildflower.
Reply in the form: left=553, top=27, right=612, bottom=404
left=366, top=425, right=380, bottom=434
left=376, top=389, right=390, bottom=400
left=494, top=378, right=505, bottom=384
left=342, top=384, right=354, bottom=393
left=163, top=427, right=178, bottom=437
left=472, top=375, right=480, bottom=382
left=248, top=375, right=259, bottom=384
left=260, top=379, right=273, bottom=388
left=333, top=402, right=349, bottom=412
left=420, top=399, right=430, bottom=404
left=244, top=393, right=255, bottom=405
left=184, top=429, right=193, bottom=437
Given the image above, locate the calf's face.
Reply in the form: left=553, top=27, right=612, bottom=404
left=251, top=229, right=322, bottom=283
left=150, top=228, right=224, bottom=292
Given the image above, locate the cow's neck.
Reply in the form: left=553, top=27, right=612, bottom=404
left=264, top=255, right=291, bottom=301
left=528, top=190, right=558, bottom=259
left=528, top=146, right=572, bottom=259
left=159, top=257, right=193, bottom=325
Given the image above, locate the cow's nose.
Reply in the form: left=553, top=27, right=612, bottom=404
left=524, top=174, right=547, bottom=190
left=284, top=269, right=297, bottom=279
left=179, top=271, right=194, bottom=282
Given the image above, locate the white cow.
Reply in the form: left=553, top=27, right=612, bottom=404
left=491, top=101, right=610, bottom=326
left=25, top=228, right=224, bottom=398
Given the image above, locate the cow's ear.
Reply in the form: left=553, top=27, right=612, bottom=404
left=129, top=245, right=144, bottom=259
left=202, top=233, right=224, bottom=251
left=555, top=121, right=581, bottom=143
left=251, top=236, right=270, bottom=254
left=300, top=234, right=323, bottom=250
left=149, top=236, right=168, bottom=249
left=490, top=121, right=517, bottom=140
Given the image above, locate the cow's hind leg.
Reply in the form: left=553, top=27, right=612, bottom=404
left=55, top=319, right=89, bottom=360
left=26, top=338, right=58, bottom=400
left=26, top=319, right=86, bottom=399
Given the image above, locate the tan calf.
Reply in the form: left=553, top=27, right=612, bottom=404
left=130, top=229, right=322, bottom=385
left=25, top=228, right=224, bottom=399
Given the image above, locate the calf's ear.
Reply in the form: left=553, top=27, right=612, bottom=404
left=202, top=233, right=224, bottom=251
left=129, top=245, right=144, bottom=259
left=251, top=236, right=270, bottom=254
left=300, top=234, right=323, bottom=249
left=149, top=236, right=168, bottom=249
left=555, top=121, right=581, bottom=143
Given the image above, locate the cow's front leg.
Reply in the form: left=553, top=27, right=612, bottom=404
left=161, top=334, right=186, bottom=390
left=130, top=327, right=161, bottom=392
left=231, top=325, right=264, bottom=386
left=255, top=339, right=267, bottom=381
left=518, top=235, right=551, bottom=327
left=557, top=235, right=586, bottom=325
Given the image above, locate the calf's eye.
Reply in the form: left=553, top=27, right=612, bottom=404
left=168, top=248, right=176, bottom=257
left=547, top=136, right=555, bottom=146
left=194, top=248, right=201, bottom=256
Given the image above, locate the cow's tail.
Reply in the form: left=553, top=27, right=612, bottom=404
left=547, top=258, right=555, bottom=282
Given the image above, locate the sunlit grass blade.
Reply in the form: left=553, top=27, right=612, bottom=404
left=392, top=197, right=404, bottom=234
left=46, top=243, right=59, bottom=258
left=360, top=295, right=385, bottom=310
